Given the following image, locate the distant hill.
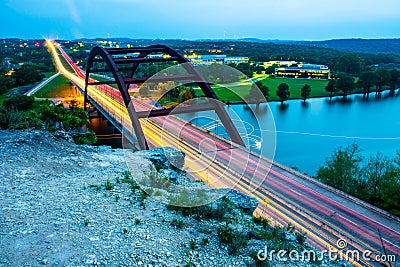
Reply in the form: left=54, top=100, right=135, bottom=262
left=287, top=39, right=400, bottom=55
left=193, top=38, right=400, bottom=55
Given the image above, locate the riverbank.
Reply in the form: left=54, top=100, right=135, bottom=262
left=202, top=76, right=397, bottom=105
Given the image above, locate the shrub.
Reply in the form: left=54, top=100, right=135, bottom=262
left=253, top=216, right=269, bottom=229
left=104, top=180, right=113, bottom=190
left=4, top=95, right=35, bottom=111
left=15, top=121, right=29, bottom=130
left=217, top=222, right=248, bottom=255
left=189, top=239, right=196, bottom=249
left=286, top=222, right=295, bottom=233
left=295, top=232, right=307, bottom=245
left=72, top=130, right=97, bottom=145
left=217, top=223, right=234, bottom=244
left=170, top=218, right=184, bottom=228
left=138, top=190, right=148, bottom=206
left=201, top=237, right=209, bottom=246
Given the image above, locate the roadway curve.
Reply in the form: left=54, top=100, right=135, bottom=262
left=47, top=41, right=400, bottom=267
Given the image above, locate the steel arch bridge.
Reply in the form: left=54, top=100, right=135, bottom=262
left=84, top=45, right=245, bottom=150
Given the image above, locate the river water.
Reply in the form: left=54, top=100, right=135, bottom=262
left=90, top=89, right=400, bottom=176
left=225, top=90, right=400, bottom=176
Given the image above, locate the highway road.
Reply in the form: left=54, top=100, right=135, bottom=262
left=46, top=41, right=400, bottom=267
left=25, top=72, right=61, bottom=96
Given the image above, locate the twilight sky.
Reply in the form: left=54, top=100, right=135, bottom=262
left=2, top=0, right=400, bottom=40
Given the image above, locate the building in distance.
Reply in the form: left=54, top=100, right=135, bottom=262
left=185, top=54, right=249, bottom=66
left=274, top=62, right=330, bottom=80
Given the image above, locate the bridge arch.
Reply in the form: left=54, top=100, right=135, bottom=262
left=84, top=45, right=245, bottom=150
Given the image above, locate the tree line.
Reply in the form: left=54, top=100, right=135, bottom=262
left=246, top=81, right=312, bottom=105
left=164, top=40, right=400, bottom=76
left=0, top=95, right=96, bottom=144
left=245, top=67, right=400, bottom=105
left=325, top=68, right=400, bottom=99
left=0, top=64, right=45, bottom=93
left=317, top=144, right=400, bottom=216
left=0, top=40, right=56, bottom=94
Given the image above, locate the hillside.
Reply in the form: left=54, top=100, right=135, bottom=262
left=0, top=130, right=347, bottom=266
left=292, top=39, right=400, bottom=55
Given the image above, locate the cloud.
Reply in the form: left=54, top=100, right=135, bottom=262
left=1, top=0, right=400, bottom=40
left=64, top=0, right=81, bottom=25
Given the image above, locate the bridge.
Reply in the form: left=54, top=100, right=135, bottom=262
left=46, top=41, right=399, bottom=267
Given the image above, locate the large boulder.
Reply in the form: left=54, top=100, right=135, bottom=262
left=135, top=147, right=185, bottom=171
left=226, top=190, right=259, bottom=215
left=162, top=147, right=185, bottom=170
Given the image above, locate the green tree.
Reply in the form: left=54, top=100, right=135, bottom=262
left=276, top=83, right=290, bottom=105
left=325, top=79, right=339, bottom=100
left=139, top=85, right=150, bottom=97
left=234, top=63, right=253, bottom=78
left=335, top=53, right=363, bottom=75
left=205, top=63, right=240, bottom=83
left=246, top=81, right=269, bottom=106
left=301, top=84, right=311, bottom=103
left=179, top=87, right=195, bottom=102
left=358, top=71, right=378, bottom=97
left=254, top=64, right=265, bottom=74
left=375, top=67, right=390, bottom=94
left=257, top=81, right=269, bottom=100
left=12, top=64, right=44, bottom=87
left=362, top=154, right=394, bottom=200
left=337, top=75, right=355, bottom=97
left=0, top=69, right=14, bottom=93
left=265, top=64, right=278, bottom=75
left=361, top=153, right=400, bottom=215
left=389, top=69, right=400, bottom=94
left=317, top=144, right=362, bottom=194
left=40, top=102, right=88, bottom=131
left=3, top=95, right=35, bottom=111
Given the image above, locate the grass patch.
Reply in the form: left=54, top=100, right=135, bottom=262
left=170, top=218, right=185, bottom=228
left=192, top=76, right=330, bottom=103
left=192, top=83, right=252, bottom=104
left=43, top=72, right=57, bottom=78
left=260, top=77, right=330, bottom=100
left=104, top=180, right=114, bottom=190
left=33, top=75, right=73, bottom=98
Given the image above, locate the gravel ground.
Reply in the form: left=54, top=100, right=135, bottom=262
left=0, top=130, right=350, bottom=267
left=0, top=130, right=252, bottom=266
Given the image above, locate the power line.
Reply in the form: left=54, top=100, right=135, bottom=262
left=261, top=129, right=400, bottom=141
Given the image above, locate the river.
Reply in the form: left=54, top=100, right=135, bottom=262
left=178, top=90, right=400, bottom=176
left=229, top=90, right=400, bottom=176
left=90, top=90, right=400, bottom=176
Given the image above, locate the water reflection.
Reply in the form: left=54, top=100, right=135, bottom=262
left=90, top=88, right=400, bottom=176
left=226, top=89, right=400, bottom=176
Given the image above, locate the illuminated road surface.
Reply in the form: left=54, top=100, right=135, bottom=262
left=47, top=41, right=400, bottom=267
